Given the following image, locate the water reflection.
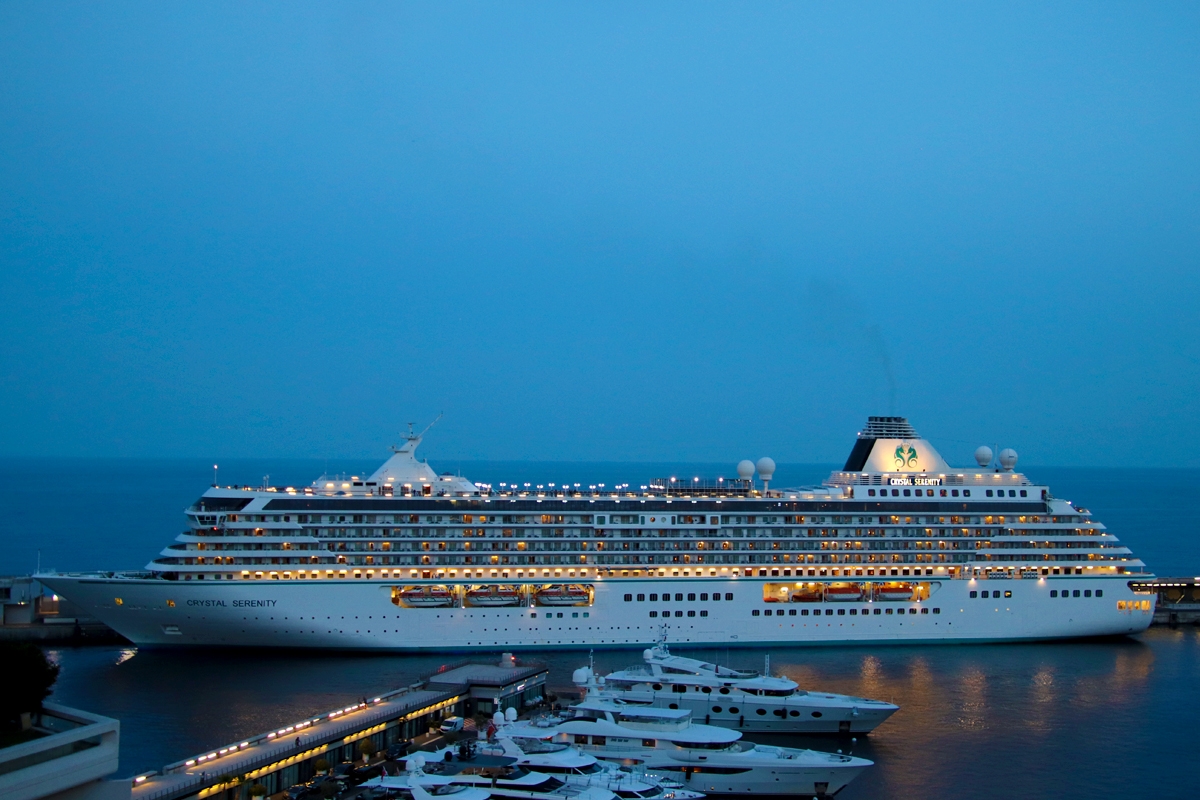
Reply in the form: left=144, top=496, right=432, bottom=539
left=43, top=631, right=1190, bottom=800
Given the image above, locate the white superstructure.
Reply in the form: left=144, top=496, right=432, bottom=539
left=37, top=417, right=1157, bottom=650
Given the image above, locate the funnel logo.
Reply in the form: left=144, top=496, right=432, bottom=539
left=894, top=445, right=918, bottom=469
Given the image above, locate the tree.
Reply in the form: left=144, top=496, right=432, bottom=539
left=0, top=643, right=60, bottom=731
left=248, top=784, right=267, bottom=797
left=358, top=739, right=375, bottom=763
left=313, top=758, right=329, bottom=773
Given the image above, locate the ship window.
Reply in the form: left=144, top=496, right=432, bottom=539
left=1051, top=590, right=1058, bottom=597
left=712, top=706, right=722, bottom=713
left=650, top=611, right=658, bottom=617
left=951, top=490, right=959, bottom=497
left=756, top=708, right=766, bottom=715
left=885, top=608, right=893, bottom=614
left=688, top=610, right=696, bottom=617
left=892, top=489, right=899, bottom=496
left=650, top=594, right=658, bottom=601
left=970, top=591, right=977, bottom=598
left=874, top=608, right=882, bottom=615
left=675, top=610, right=684, bottom=617
left=825, top=609, right=834, bottom=616
left=1005, top=591, right=1012, bottom=598
left=986, top=490, right=993, bottom=497
left=837, top=608, right=846, bottom=615
left=700, top=610, right=708, bottom=617
left=1096, top=590, right=1103, bottom=597
left=1073, top=589, right=1081, bottom=597
left=811, top=711, right=822, bottom=718
left=801, top=609, right=809, bottom=616
left=921, top=607, right=929, bottom=614
left=849, top=609, right=857, bottom=615
left=868, top=489, right=876, bottom=496
left=909, top=608, right=917, bottom=614
left=964, top=490, right=971, bottom=496
left=1020, top=490, right=1028, bottom=497
left=903, top=489, right=911, bottom=496
left=788, top=609, right=796, bottom=616
left=624, top=594, right=632, bottom=602
left=675, top=593, right=683, bottom=601
left=763, top=609, right=772, bottom=616
left=637, top=594, right=645, bottom=601
left=700, top=593, right=708, bottom=601
left=933, top=607, right=941, bottom=614
left=752, top=610, right=760, bottom=616
left=688, top=593, right=696, bottom=601
left=1084, top=590, right=1092, bottom=597
left=725, top=593, right=733, bottom=600
left=1009, top=490, right=1017, bottom=497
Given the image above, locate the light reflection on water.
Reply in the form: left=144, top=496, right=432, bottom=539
left=44, top=628, right=1198, bottom=800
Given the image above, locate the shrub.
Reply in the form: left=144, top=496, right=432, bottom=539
left=0, top=643, right=59, bottom=730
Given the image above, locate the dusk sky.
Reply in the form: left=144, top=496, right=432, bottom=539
left=2, top=3, right=1197, bottom=467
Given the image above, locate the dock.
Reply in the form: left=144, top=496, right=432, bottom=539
left=129, top=657, right=547, bottom=800
left=1130, top=577, right=1200, bottom=626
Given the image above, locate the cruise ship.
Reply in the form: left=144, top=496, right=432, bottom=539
left=37, top=417, right=1157, bottom=650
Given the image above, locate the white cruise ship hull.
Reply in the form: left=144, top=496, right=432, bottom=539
left=37, top=573, right=1155, bottom=651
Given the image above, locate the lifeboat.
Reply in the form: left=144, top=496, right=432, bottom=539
left=873, top=583, right=915, bottom=601
left=788, top=585, right=824, bottom=603
left=535, top=584, right=591, bottom=606
left=824, top=583, right=865, bottom=602
left=466, top=585, right=522, bottom=607
left=398, top=586, right=454, bottom=607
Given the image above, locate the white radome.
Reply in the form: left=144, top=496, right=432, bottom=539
left=999, top=448, right=1018, bottom=470
left=974, top=446, right=994, bottom=467
left=756, top=457, right=776, bottom=480
left=737, top=460, right=755, bottom=480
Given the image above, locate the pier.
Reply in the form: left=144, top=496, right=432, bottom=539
left=128, top=658, right=547, bottom=800
left=1130, top=578, right=1200, bottom=626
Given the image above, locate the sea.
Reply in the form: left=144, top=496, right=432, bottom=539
left=3, top=458, right=1199, bottom=799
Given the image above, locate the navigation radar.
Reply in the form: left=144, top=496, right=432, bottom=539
left=756, top=457, right=776, bottom=481
left=974, top=446, right=993, bottom=467
left=999, top=448, right=1018, bottom=471
left=737, top=460, right=755, bottom=480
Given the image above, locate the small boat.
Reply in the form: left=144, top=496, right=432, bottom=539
left=873, top=583, right=914, bottom=601
left=788, top=585, right=824, bottom=603
left=535, top=585, right=591, bottom=606
left=399, top=586, right=455, bottom=607
left=824, top=583, right=864, bottom=602
left=466, top=585, right=522, bottom=607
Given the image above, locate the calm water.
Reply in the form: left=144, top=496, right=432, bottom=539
left=4, top=459, right=1200, bottom=797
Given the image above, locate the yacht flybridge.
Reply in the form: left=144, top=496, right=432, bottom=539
left=588, top=641, right=899, bottom=734
left=37, top=416, right=1156, bottom=650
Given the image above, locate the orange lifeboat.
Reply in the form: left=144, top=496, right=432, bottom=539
left=788, top=585, right=824, bottom=603
left=824, top=583, right=865, bottom=602
left=398, top=586, right=454, bottom=607
left=466, top=585, right=522, bottom=607
left=535, top=584, right=591, bottom=606
left=873, top=583, right=915, bottom=601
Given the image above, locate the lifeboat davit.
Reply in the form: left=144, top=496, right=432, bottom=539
left=466, top=585, right=522, bottom=607
left=824, top=583, right=865, bottom=602
left=535, top=584, right=591, bottom=606
left=399, top=587, right=454, bottom=607
left=874, top=583, right=915, bottom=601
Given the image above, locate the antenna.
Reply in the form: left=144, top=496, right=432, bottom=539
left=213, top=464, right=218, bottom=486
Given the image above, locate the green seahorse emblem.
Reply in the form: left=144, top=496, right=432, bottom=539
left=894, top=445, right=918, bottom=468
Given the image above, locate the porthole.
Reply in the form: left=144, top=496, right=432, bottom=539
left=789, top=710, right=800, bottom=717
left=728, top=707, right=739, bottom=714
left=811, top=711, right=823, bottom=718
left=702, top=687, right=711, bottom=693
left=719, top=687, right=730, bottom=695
left=668, top=703, right=678, bottom=709
left=712, top=706, right=723, bottom=713
left=652, top=683, right=663, bottom=691
left=756, top=708, right=766, bottom=716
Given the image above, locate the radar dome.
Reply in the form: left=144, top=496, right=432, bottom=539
left=572, top=666, right=593, bottom=685
left=505, top=707, right=518, bottom=722
left=974, top=446, right=993, bottom=467
left=999, top=448, right=1018, bottom=471
left=737, top=460, right=755, bottom=480
left=756, top=457, right=776, bottom=480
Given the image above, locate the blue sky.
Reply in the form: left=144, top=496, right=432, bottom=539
left=2, top=3, right=1197, bottom=466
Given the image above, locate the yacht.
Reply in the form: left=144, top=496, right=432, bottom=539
left=37, top=417, right=1157, bottom=650
left=378, top=750, right=619, bottom=800
left=587, top=642, right=899, bottom=734
left=499, top=694, right=871, bottom=796
left=438, top=727, right=704, bottom=800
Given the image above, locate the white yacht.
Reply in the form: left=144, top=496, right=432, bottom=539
left=379, top=751, right=618, bottom=800
left=586, top=642, right=899, bottom=734
left=37, top=417, right=1157, bottom=650
left=499, top=694, right=871, bottom=797
left=439, top=723, right=704, bottom=800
